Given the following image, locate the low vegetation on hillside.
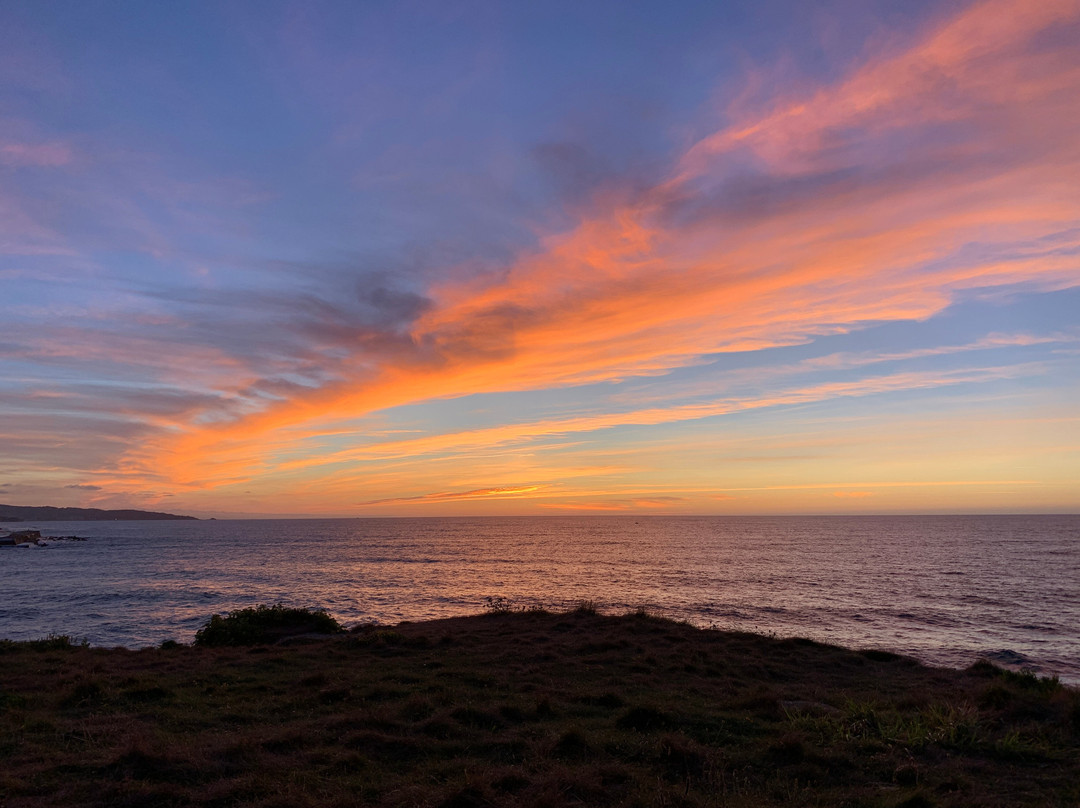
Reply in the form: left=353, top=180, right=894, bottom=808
left=0, top=608, right=1076, bottom=807
left=193, top=604, right=344, bottom=647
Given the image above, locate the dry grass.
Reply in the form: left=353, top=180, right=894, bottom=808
left=1, top=610, right=1077, bottom=807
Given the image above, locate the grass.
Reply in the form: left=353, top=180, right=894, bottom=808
left=0, top=633, right=88, bottom=653
left=0, top=609, right=1076, bottom=807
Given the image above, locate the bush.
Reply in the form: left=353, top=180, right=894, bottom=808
left=193, top=604, right=343, bottom=647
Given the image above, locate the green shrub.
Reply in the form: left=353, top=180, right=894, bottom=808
left=193, top=604, right=343, bottom=646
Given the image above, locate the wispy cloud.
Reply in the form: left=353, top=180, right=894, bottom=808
left=715, top=481, right=1039, bottom=492
left=102, top=0, right=1080, bottom=500
left=135, top=361, right=1044, bottom=492
left=799, top=333, right=1079, bottom=372
left=358, top=485, right=545, bottom=506
left=2, top=0, right=1078, bottom=512
left=0, top=141, right=73, bottom=167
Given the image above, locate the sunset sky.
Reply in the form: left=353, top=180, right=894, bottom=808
left=2, top=0, right=1078, bottom=517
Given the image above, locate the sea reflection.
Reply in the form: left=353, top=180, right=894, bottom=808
left=0, top=515, right=1077, bottom=682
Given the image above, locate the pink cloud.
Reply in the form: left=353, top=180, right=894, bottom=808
left=39, top=0, right=1080, bottom=504
left=0, top=141, right=73, bottom=167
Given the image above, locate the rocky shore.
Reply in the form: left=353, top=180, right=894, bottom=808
left=0, top=529, right=86, bottom=547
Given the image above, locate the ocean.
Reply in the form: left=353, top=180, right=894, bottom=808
left=1, top=515, right=1077, bottom=683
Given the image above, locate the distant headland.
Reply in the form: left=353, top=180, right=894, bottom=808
left=0, top=503, right=197, bottom=522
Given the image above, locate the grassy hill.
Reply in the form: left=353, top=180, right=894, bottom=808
left=0, top=608, right=1076, bottom=807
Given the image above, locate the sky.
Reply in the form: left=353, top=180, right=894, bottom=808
left=1, top=0, right=1078, bottom=517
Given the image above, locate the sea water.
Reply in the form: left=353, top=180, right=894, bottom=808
left=0, top=515, right=1077, bottom=682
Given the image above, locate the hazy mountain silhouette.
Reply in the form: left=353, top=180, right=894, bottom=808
left=0, top=504, right=197, bottom=522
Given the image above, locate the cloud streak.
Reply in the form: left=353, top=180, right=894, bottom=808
left=131, top=0, right=1078, bottom=492
left=0, top=141, right=73, bottom=167
left=358, top=485, right=545, bottom=507
left=2, top=0, right=1078, bottom=512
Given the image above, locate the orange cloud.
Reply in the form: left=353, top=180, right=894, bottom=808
left=833, top=491, right=875, bottom=498
left=358, top=485, right=545, bottom=507
left=175, top=362, right=1043, bottom=490
left=108, top=0, right=1080, bottom=503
